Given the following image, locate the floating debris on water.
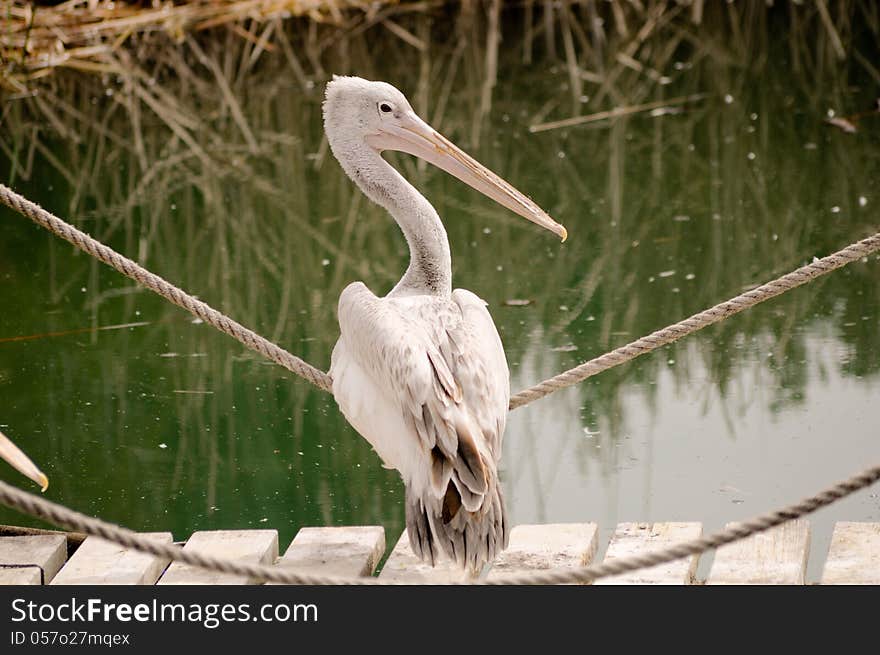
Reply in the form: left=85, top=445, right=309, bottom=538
left=649, top=106, right=683, bottom=117
left=658, top=270, right=676, bottom=278
left=503, top=298, right=533, bottom=307
left=552, top=344, right=578, bottom=352
left=826, top=116, right=857, bottom=133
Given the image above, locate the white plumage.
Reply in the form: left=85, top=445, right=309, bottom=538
left=323, top=76, right=566, bottom=575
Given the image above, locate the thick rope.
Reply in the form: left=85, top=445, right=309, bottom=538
left=1, top=463, right=878, bottom=585
left=2, top=183, right=877, bottom=409
left=3, top=184, right=879, bottom=583
left=0, top=184, right=333, bottom=393
left=509, top=232, right=880, bottom=409
left=495, top=463, right=880, bottom=585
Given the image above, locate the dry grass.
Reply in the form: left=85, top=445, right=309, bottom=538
left=0, top=0, right=435, bottom=93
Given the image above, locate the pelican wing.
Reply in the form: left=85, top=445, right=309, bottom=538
left=449, top=288, right=510, bottom=459
left=334, top=282, right=509, bottom=503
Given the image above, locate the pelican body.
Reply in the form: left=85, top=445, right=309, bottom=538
left=324, top=76, right=565, bottom=575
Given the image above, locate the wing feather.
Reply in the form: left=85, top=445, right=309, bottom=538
left=332, top=281, right=511, bottom=571
left=332, top=282, right=509, bottom=492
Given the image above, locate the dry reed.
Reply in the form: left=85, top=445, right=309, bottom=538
left=1, top=1, right=434, bottom=92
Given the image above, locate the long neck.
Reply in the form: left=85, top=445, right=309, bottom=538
left=333, top=140, right=452, bottom=297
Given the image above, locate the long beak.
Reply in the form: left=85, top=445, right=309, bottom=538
left=0, top=429, right=49, bottom=491
left=367, top=111, right=567, bottom=241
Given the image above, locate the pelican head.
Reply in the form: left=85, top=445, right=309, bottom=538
left=323, top=75, right=567, bottom=241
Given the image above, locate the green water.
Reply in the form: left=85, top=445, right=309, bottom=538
left=1, top=8, right=878, bottom=580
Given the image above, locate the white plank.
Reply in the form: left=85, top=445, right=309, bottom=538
left=158, top=530, right=278, bottom=585
left=51, top=533, right=173, bottom=585
left=272, top=526, right=385, bottom=582
left=821, top=522, right=880, bottom=585
left=596, top=522, right=703, bottom=585
left=379, top=532, right=461, bottom=583
left=488, top=523, right=598, bottom=583
left=0, top=535, right=67, bottom=585
left=707, top=520, right=810, bottom=585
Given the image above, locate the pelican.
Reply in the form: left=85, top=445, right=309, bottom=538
left=0, top=429, right=48, bottom=491
left=324, top=76, right=566, bottom=576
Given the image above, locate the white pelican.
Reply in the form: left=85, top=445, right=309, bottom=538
left=324, top=76, right=566, bottom=575
left=0, top=429, right=48, bottom=491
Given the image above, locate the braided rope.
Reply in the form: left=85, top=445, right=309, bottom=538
left=3, top=184, right=879, bottom=583
left=509, top=232, right=880, bottom=409
left=2, top=183, right=877, bottom=410
left=494, top=464, right=880, bottom=585
left=0, top=184, right=333, bottom=393
left=1, top=463, right=878, bottom=584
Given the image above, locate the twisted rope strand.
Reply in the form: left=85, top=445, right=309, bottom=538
left=1, top=463, right=878, bottom=585
left=492, top=464, right=880, bottom=585
left=0, top=184, right=332, bottom=393
left=509, top=232, right=880, bottom=409
left=3, top=184, right=879, bottom=583
left=3, top=183, right=877, bottom=409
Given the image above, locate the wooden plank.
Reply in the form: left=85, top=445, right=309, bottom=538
left=488, top=523, right=598, bottom=583
left=821, top=522, right=880, bottom=585
left=707, top=520, right=810, bottom=585
left=51, top=533, right=173, bottom=585
left=0, top=535, right=67, bottom=585
left=379, top=532, right=462, bottom=583
left=272, top=526, right=385, bottom=582
left=596, top=522, right=703, bottom=585
left=158, top=530, right=278, bottom=585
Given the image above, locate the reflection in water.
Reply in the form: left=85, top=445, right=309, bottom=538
left=0, top=4, right=878, bottom=580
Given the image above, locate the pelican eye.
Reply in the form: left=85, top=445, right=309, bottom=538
left=379, top=102, right=393, bottom=114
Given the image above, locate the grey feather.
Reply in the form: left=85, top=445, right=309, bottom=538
left=334, top=283, right=509, bottom=573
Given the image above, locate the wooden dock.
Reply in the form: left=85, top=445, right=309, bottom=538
left=1, top=521, right=878, bottom=584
